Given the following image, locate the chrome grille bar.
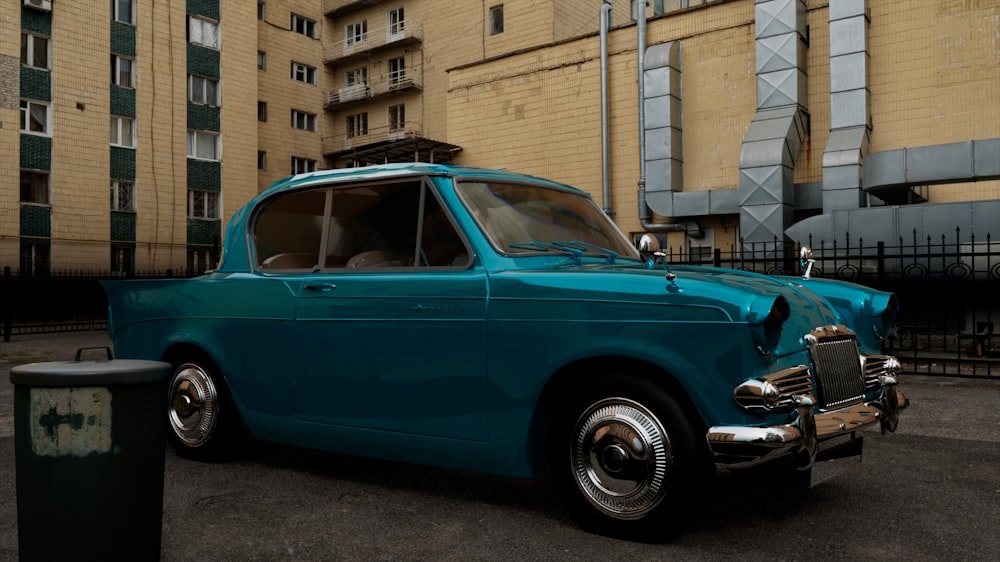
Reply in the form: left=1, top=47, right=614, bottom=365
left=806, top=326, right=865, bottom=410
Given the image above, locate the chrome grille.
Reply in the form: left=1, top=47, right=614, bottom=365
left=863, top=355, right=892, bottom=390
left=808, top=326, right=865, bottom=410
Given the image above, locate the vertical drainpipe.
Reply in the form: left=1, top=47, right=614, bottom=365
left=600, top=0, right=612, bottom=215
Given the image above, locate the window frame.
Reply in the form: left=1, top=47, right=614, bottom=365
left=346, top=67, right=368, bottom=86
left=20, top=32, right=50, bottom=70
left=257, top=1, right=266, bottom=21
left=346, top=113, right=368, bottom=139
left=113, top=0, right=136, bottom=25
left=19, top=99, right=51, bottom=136
left=20, top=170, right=50, bottom=205
left=291, top=110, right=317, bottom=132
left=110, top=115, right=136, bottom=148
left=112, top=54, right=136, bottom=88
left=388, top=57, right=405, bottom=85
left=188, top=74, right=219, bottom=106
left=188, top=189, right=221, bottom=219
left=110, top=179, right=136, bottom=212
left=186, top=130, right=221, bottom=161
left=291, top=157, right=316, bottom=175
left=345, top=20, right=368, bottom=46
left=291, top=14, right=317, bottom=38
left=258, top=151, right=267, bottom=170
left=388, top=104, right=405, bottom=132
left=291, top=61, right=316, bottom=85
left=489, top=4, right=504, bottom=35
left=257, top=51, right=267, bottom=70
left=388, top=8, right=405, bottom=39
left=188, top=15, right=220, bottom=49
left=258, top=101, right=268, bottom=122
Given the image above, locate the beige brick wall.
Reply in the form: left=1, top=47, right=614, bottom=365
left=49, top=0, right=112, bottom=268
left=258, top=0, right=324, bottom=190
left=449, top=0, right=1000, bottom=238
left=0, top=1, right=19, bottom=267
left=131, top=0, right=188, bottom=270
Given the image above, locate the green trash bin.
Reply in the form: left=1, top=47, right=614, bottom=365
left=10, top=347, right=171, bottom=562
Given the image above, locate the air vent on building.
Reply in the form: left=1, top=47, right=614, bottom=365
left=24, top=0, right=52, bottom=11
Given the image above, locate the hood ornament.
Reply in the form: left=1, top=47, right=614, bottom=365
left=638, top=234, right=677, bottom=282
left=799, top=246, right=816, bottom=279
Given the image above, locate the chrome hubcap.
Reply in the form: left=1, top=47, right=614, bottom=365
left=572, top=398, right=671, bottom=520
left=167, top=364, right=218, bottom=447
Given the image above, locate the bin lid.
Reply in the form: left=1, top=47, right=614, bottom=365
left=10, top=359, right=172, bottom=387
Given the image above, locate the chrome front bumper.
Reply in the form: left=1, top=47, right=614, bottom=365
left=706, top=379, right=909, bottom=469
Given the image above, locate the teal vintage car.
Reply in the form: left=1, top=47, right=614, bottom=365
left=103, top=163, right=907, bottom=540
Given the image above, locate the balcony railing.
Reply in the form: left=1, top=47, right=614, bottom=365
left=322, top=123, right=422, bottom=155
left=323, top=21, right=422, bottom=64
left=323, top=72, right=423, bottom=108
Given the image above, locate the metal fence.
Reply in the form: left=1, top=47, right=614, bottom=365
left=1, top=230, right=996, bottom=378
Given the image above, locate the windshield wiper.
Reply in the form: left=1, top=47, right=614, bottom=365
left=554, top=241, right=618, bottom=264
left=508, top=241, right=618, bottom=263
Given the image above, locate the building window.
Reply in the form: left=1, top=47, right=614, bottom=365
left=346, top=67, right=368, bottom=86
left=388, top=8, right=405, bottom=39
left=20, top=100, right=50, bottom=135
left=388, top=57, right=405, bottom=86
left=489, top=5, right=504, bottom=35
left=110, top=115, right=136, bottom=148
left=257, top=51, right=266, bottom=70
left=20, top=170, right=50, bottom=205
left=112, top=55, right=136, bottom=88
left=291, top=157, right=316, bottom=175
left=346, top=113, right=368, bottom=139
left=291, top=62, right=316, bottom=85
left=187, top=131, right=220, bottom=161
left=258, top=151, right=267, bottom=170
left=113, top=0, right=135, bottom=25
left=388, top=104, right=405, bottom=132
left=258, top=101, right=267, bottom=122
left=20, top=33, right=49, bottom=70
left=257, top=1, right=265, bottom=21
left=291, top=110, right=317, bottom=132
left=20, top=240, right=51, bottom=277
left=188, top=189, right=220, bottom=219
left=291, top=14, right=317, bottom=38
left=111, top=244, right=135, bottom=275
left=346, top=21, right=367, bottom=46
left=188, top=15, right=220, bottom=49
left=189, top=75, right=219, bottom=106
left=110, top=180, right=136, bottom=212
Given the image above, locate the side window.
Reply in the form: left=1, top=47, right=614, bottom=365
left=254, top=181, right=469, bottom=272
left=254, top=189, right=326, bottom=270
left=420, top=193, right=469, bottom=267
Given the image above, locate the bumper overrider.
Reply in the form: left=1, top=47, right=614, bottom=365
left=706, top=325, right=910, bottom=469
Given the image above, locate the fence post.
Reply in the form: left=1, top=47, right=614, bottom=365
left=877, top=241, right=885, bottom=284
left=3, top=267, right=11, bottom=342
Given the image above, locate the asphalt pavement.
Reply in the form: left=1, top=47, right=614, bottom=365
left=1, top=331, right=999, bottom=561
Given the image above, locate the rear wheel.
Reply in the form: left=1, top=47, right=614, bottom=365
left=166, top=355, right=241, bottom=461
left=548, top=375, right=710, bottom=541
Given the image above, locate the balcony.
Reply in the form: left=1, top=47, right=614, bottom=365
left=323, top=124, right=462, bottom=165
left=323, top=22, right=422, bottom=65
left=323, top=0, right=383, bottom=18
left=323, top=72, right=423, bottom=109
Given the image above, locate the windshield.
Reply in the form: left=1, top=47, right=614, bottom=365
left=456, top=181, right=641, bottom=261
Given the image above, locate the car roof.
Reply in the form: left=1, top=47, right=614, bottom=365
left=258, top=163, right=584, bottom=198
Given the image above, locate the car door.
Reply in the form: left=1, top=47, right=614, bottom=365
left=291, top=179, right=490, bottom=441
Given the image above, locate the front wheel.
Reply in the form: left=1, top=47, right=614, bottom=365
left=548, top=376, right=710, bottom=541
left=166, top=356, right=241, bottom=461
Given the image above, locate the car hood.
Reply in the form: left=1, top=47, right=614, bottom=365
left=487, top=261, right=867, bottom=358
